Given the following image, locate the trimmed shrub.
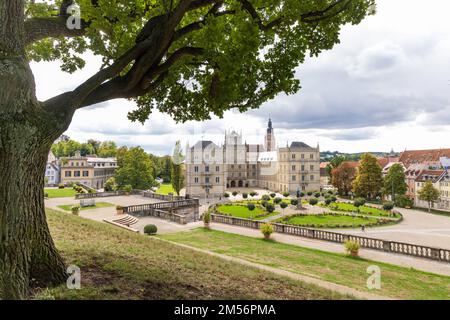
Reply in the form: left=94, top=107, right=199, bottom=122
left=224, top=192, right=230, bottom=198
left=383, top=202, right=394, bottom=211
left=309, top=198, right=318, bottom=206
left=314, top=192, right=321, bottom=198
left=395, top=195, right=413, bottom=208
left=261, top=200, right=268, bottom=208
left=261, top=195, right=270, bottom=201
left=203, top=211, right=211, bottom=224
left=58, top=184, right=65, bottom=189
left=280, top=202, right=288, bottom=210
left=273, top=197, right=282, bottom=204
left=232, top=191, right=238, bottom=196
left=324, top=198, right=332, bottom=206
left=144, top=224, right=158, bottom=235
left=71, top=205, right=80, bottom=215
left=354, top=198, right=366, bottom=208
left=307, top=191, right=313, bottom=196
left=247, top=203, right=256, bottom=211
left=270, top=193, right=276, bottom=198
left=331, top=196, right=337, bottom=202
left=249, top=191, right=257, bottom=197
left=290, top=199, right=299, bottom=206
left=282, top=192, right=290, bottom=198
left=242, top=192, right=248, bottom=199
left=265, top=203, right=275, bottom=213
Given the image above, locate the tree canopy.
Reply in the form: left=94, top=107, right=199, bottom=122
left=383, top=163, right=407, bottom=200
left=25, top=0, right=375, bottom=122
left=352, top=153, right=382, bottom=200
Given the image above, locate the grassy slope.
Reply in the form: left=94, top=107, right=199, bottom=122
left=45, top=188, right=77, bottom=198
left=160, top=229, right=450, bottom=300
left=57, top=202, right=114, bottom=212
left=156, top=183, right=175, bottom=195
left=36, top=209, right=348, bottom=300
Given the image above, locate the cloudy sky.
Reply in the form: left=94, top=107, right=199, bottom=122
left=31, top=0, right=450, bottom=156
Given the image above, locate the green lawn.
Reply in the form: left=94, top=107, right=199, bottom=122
left=329, top=202, right=398, bottom=218
left=35, top=209, right=346, bottom=300
left=44, top=188, right=77, bottom=198
left=277, top=214, right=380, bottom=228
left=160, top=228, right=450, bottom=300
left=156, top=183, right=175, bottom=195
left=216, top=204, right=279, bottom=220
left=57, top=202, right=115, bottom=212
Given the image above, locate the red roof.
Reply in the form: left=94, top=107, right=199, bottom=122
left=399, top=149, right=450, bottom=167
left=415, top=170, right=445, bottom=183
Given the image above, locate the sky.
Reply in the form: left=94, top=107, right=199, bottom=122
left=31, top=0, right=450, bottom=156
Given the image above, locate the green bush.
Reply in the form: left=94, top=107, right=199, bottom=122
left=266, top=203, right=275, bottom=213
left=290, top=199, right=299, bottom=206
left=331, top=196, right=337, bottom=202
left=203, top=211, right=211, bottom=224
left=324, top=198, right=332, bottom=205
left=71, top=205, right=80, bottom=215
left=242, top=192, right=248, bottom=199
left=232, top=191, right=238, bottom=196
left=44, top=192, right=49, bottom=198
left=270, top=193, right=276, bottom=198
left=261, top=200, right=268, bottom=208
left=224, top=192, right=230, bottom=198
left=260, top=223, right=274, bottom=238
left=314, top=192, right=321, bottom=198
left=144, top=224, right=158, bottom=235
left=383, top=202, right=394, bottom=211
left=273, top=197, right=282, bottom=204
left=280, top=202, right=288, bottom=210
left=309, top=198, right=318, bottom=206
left=123, top=185, right=133, bottom=193
left=395, top=195, right=413, bottom=208
left=58, top=184, right=65, bottom=189
left=282, top=192, right=290, bottom=198
left=354, top=198, right=366, bottom=207
left=247, top=203, right=256, bottom=211
left=344, top=240, right=360, bottom=256
left=249, top=191, right=257, bottom=197
left=261, top=195, right=270, bottom=201
left=307, top=191, right=313, bottom=196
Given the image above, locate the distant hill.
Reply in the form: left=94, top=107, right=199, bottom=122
left=320, top=151, right=399, bottom=162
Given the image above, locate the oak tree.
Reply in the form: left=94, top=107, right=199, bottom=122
left=0, top=0, right=374, bottom=298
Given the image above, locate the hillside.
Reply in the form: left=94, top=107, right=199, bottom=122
left=34, top=209, right=348, bottom=300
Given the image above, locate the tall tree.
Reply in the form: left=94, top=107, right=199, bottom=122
left=382, top=163, right=407, bottom=201
left=331, top=162, right=356, bottom=196
left=352, top=153, right=383, bottom=200
left=86, top=139, right=101, bottom=155
left=171, top=141, right=185, bottom=195
left=0, top=0, right=374, bottom=298
left=418, top=180, right=441, bottom=213
left=97, top=141, right=118, bottom=158
left=115, top=147, right=155, bottom=190
left=326, top=154, right=347, bottom=179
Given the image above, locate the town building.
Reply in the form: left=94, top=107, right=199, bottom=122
left=60, top=151, right=117, bottom=189
left=45, top=151, right=60, bottom=186
left=185, top=120, right=320, bottom=197
left=414, top=170, right=446, bottom=209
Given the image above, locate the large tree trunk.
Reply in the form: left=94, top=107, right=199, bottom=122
left=0, top=48, right=73, bottom=299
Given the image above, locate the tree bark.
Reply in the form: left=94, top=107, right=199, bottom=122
left=0, top=53, right=73, bottom=299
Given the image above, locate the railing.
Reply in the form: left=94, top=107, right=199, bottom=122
left=142, top=191, right=187, bottom=201
left=122, top=199, right=200, bottom=224
left=75, top=190, right=127, bottom=199
left=211, top=214, right=450, bottom=263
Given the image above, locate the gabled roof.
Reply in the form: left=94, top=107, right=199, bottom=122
left=415, top=170, right=445, bottom=183
left=290, top=141, right=313, bottom=149
left=399, top=149, right=450, bottom=167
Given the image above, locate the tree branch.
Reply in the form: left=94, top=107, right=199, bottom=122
left=24, top=17, right=87, bottom=45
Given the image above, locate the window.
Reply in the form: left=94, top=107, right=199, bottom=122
left=215, top=177, right=220, bottom=183
left=310, top=165, right=314, bottom=171
left=205, top=166, right=209, bottom=172
left=302, top=175, right=305, bottom=181
left=291, top=154, right=296, bottom=159
left=310, top=175, right=314, bottom=181
left=216, top=166, right=220, bottom=172
left=292, top=165, right=296, bottom=171
left=65, top=171, right=72, bottom=177
left=194, top=177, right=199, bottom=183
left=301, top=165, right=305, bottom=171
left=205, top=177, right=210, bottom=184
left=301, top=154, right=305, bottom=159
left=194, top=166, right=199, bottom=172
left=74, top=171, right=81, bottom=177
left=292, top=175, right=296, bottom=181
left=83, top=171, right=89, bottom=177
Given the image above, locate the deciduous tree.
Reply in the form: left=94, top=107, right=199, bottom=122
left=352, top=153, right=382, bottom=200
left=382, top=163, right=407, bottom=201
left=0, top=0, right=374, bottom=298
left=331, top=162, right=356, bottom=196
left=418, top=180, right=440, bottom=213
left=171, top=140, right=185, bottom=195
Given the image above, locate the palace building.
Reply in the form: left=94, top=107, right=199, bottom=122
left=185, top=119, right=320, bottom=197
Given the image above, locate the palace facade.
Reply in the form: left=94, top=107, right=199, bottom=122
left=185, top=120, right=320, bottom=197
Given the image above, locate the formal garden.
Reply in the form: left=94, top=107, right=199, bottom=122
left=215, top=190, right=402, bottom=229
